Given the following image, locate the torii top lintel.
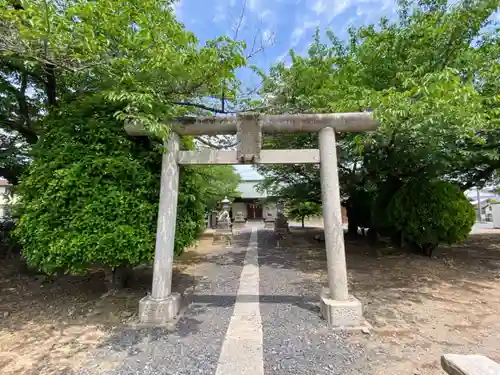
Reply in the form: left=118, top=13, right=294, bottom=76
left=124, top=112, right=377, bottom=137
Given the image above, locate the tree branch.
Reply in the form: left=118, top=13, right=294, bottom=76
left=195, top=136, right=238, bottom=149
left=171, top=101, right=228, bottom=114
left=0, top=75, right=38, bottom=144
left=232, top=0, right=247, bottom=41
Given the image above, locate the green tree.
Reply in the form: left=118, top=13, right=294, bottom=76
left=15, top=95, right=242, bottom=275
left=15, top=97, right=161, bottom=275
left=195, top=165, right=241, bottom=211
left=0, top=0, right=247, bottom=183
left=387, top=180, right=475, bottom=257
left=256, top=0, right=499, bottom=237
left=0, top=0, right=249, bottom=280
left=287, top=201, right=321, bottom=228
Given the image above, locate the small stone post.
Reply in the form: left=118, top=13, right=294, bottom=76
left=276, top=200, right=285, bottom=214
left=139, top=133, right=182, bottom=324
left=318, top=127, right=363, bottom=327
left=274, top=200, right=289, bottom=234
left=264, top=201, right=278, bottom=228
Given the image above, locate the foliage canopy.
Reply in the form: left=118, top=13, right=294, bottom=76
left=387, top=180, right=475, bottom=255
left=15, top=95, right=241, bottom=274
left=257, top=0, right=499, bottom=243
left=287, top=201, right=322, bottom=228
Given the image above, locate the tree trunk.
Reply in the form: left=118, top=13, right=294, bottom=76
left=45, top=63, right=57, bottom=108
left=423, top=243, right=438, bottom=258
left=345, top=204, right=359, bottom=238
left=301, top=216, right=305, bottom=228
left=105, top=265, right=134, bottom=290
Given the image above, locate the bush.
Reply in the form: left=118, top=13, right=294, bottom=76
left=346, top=189, right=375, bottom=235
left=371, top=178, right=403, bottom=237
left=174, top=166, right=206, bottom=255
left=0, top=219, right=19, bottom=258
left=386, top=179, right=475, bottom=256
left=15, top=95, right=206, bottom=275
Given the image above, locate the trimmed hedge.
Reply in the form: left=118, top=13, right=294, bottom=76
left=387, top=179, right=475, bottom=256
left=15, top=96, right=205, bottom=274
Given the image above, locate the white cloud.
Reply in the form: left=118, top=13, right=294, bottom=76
left=310, top=0, right=398, bottom=25
left=290, top=19, right=320, bottom=47
left=248, top=0, right=259, bottom=12
left=259, top=8, right=273, bottom=21
left=276, top=51, right=289, bottom=62
left=213, top=1, right=228, bottom=24
left=311, top=0, right=350, bottom=20
left=291, top=26, right=306, bottom=47
left=262, top=28, right=272, bottom=41
left=328, top=0, right=350, bottom=21
left=173, top=0, right=184, bottom=18
left=312, top=0, right=326, bottom=15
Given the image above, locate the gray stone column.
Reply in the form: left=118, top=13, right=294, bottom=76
left=139, top=132, right=182, bottom=324
left=318, top=127, right=363, bottom=327
left=319, top=127, right=348, bottom=301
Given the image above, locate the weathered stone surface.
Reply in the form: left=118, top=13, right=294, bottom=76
left=139, top=293, right=182, bottom=325
left=215, top=205, right=233, bottom=246
left=319, top=287, right=363, bottom=328
left=214, top=229, right=232, bottom=238
left=274, top=212, right=289, bottom=236
left=214, top=229, right=233, bottom=247
left=125, top=112, right=378, bottom=136
left=128, top=112, right=379, bottom=328
left=237, top=114, right=261, bottom=163
left=151, top=134, right=180, bottom=300
left=264, top=219, right=275, bottom=229
left=234, top=211, right=245, bottom=223
left=441, top=354, right=500, bottom=375
left=176, top=149, right=321, bottom=165
left=319, top=127, right=349, bottom=301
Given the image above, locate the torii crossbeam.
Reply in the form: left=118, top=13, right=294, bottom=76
left=125, top=112, right=378, bottom=328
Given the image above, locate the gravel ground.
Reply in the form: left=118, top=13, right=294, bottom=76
left=84, top=228, right=370, bottom=375
left=86, top=233, right=251, bottom=375
left=257, top=229, right=368, bottom=375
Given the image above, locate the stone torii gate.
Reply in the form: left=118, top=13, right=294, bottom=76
left=125, top=112, right=378, bottom=328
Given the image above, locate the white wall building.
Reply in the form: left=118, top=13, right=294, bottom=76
left=231, top=179, right=277, bottom=220
left=229, top=166, right=279, bottom=221
left=492, top=203, right=500, bottom=228
left=466, top=188, right=500, bottom=222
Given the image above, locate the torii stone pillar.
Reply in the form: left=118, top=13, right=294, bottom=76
left=138, top=133, right=182, bottom=324
left=127, top=112, right=377, bottom=327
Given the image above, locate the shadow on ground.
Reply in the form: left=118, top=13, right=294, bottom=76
left=0, top=232, right=253, bottom=375
left=2, top=227, right=500, bottom=375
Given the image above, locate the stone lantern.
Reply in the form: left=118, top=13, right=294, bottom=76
left=214, top=197, right=233, bottom=246
left=275, top=199, right=289, bottom=236
left=276, top=200, right=285, bottom=214
left=221, top=197, right=230, bottom=213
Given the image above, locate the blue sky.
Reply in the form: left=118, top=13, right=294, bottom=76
left=174, top=0, right=399, bottom=87
left=174, top=0, right=400, bottom=180
left=173, top=0, right=499, bottom=180
left=174, top=0, right=499, bottom=91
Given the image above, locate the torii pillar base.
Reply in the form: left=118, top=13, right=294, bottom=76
left=319, top=288, right=364, bottom=328
left=139, top=293, right=182, bottom=325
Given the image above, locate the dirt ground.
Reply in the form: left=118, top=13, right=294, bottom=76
left=1, top=227, right=500, bottom=375
left=284, top=227, right=500, bottom=374
left=0, top=234, right=219, bottom=375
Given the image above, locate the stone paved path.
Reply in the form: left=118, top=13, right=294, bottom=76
left=86, top=223, right=367, bottom=375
